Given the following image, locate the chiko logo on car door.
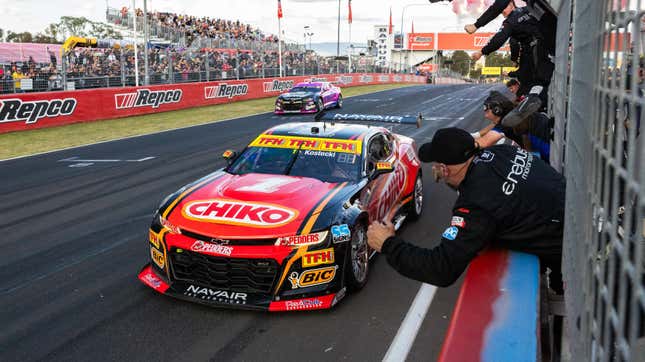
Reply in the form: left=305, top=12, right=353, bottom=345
left=366, top=165, right=407, bottom=221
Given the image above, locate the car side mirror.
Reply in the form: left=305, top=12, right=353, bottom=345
left=369, top=161, right=395, bottom=180
left=222, top=149, right=238, bottom=165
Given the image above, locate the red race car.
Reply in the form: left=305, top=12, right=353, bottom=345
left=139, top=112, right=424, bottom=311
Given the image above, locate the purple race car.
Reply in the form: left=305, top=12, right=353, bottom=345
left=274, top=82, right=343, bottom=114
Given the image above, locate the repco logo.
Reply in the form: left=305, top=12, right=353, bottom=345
left=114, top=89, right=182, bottom=109
left=0, top=98, right=76, bottom=124
left=474, top=36, right=493, bottom=47
left=182, top=199, right=298, bottom=227
left=263, top=80, right=294, bottom=93
left=204, top=83, right=248, bottom=99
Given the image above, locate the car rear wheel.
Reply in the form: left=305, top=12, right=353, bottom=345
left=345, top=223, right=369, bottom=291
left=316, top=98, right=324, bottom=112
left=336, top=95, right=343, bottom=108
left=408, top=173, right=423, bottom=221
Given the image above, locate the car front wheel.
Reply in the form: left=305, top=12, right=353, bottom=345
left=408, top=173, right=423, bottom=220
left=336, top=95, right=343, bottom=108
left=316, top=98, right=324, bottom=112
left=345, top=222, right=369, bottom=291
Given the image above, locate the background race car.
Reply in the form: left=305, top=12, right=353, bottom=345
left=139, top=112, right=424, bottom=311
left=274, top=81, right=342, bottom=114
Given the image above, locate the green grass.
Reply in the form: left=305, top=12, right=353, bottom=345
left=0, top=83, right=417, bottom=160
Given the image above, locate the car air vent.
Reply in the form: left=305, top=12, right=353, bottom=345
left=181, top=229, right=277, bottom=246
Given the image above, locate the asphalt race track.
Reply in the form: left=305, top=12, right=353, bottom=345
left=1, top=83, right=503, bottom=362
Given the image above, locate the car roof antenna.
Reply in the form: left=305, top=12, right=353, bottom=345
left=314, top=109, right=328, bottom=131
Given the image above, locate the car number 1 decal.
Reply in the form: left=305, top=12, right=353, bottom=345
left=331, top=224, right=351, bottom=243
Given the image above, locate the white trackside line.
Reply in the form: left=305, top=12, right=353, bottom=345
left=383, top=283, right=438, bottom=362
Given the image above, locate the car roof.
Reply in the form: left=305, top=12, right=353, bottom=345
left=294, top=82, right=324, bottom=87
left=264, top=122, right=385, bottom=140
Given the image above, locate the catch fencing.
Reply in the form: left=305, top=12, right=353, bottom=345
left=548, top=0, right=645, bottom=360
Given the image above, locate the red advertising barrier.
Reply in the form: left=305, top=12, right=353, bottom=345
left=0, top=73, right=424, bottom=134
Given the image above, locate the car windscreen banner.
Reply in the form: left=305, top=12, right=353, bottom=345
left=0, top=73, right=425, bottom=134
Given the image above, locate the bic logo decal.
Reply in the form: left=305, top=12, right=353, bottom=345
left=183, top=199, right=298, bottom=227
left=302, top=248, right=335, bottom=267
left=442, top=226, right=459, bottom=241
left=151, top=247, right=165, bottom=268
left=331, top=224, right=351, bottom=243
left=288, top=266, right=338, bottom=289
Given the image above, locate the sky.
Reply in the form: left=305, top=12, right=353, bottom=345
left=1, top=0, right=503, bottom=45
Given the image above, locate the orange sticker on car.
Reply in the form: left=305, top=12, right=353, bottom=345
left=301, top=248, right=335, bottom=267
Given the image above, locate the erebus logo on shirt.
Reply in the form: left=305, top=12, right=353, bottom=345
left=205, top=83, right=248, bottom=99
left=0, top=98, right=76, bottom=124
left=114, top=89, right=182, bottom=109
left=263, top=80, right=294, bottom=93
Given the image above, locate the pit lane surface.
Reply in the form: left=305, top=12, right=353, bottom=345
left=1, top=83, right=501, bottom=362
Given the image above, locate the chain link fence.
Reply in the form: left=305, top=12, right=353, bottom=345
left=549, top=0, right=645, bottom=360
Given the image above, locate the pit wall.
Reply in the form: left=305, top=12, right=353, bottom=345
left=0, top=73, right=425, bottom=134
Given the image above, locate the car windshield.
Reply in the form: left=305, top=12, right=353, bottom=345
left=289, top=86, right=321, bottom=93
left=227, top=146, right=361, bottom=183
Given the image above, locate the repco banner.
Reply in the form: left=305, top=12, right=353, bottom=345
left=0, top=73, right=425, bottom=134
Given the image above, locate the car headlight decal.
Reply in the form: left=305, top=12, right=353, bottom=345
left=159, top=214, right=182, bottom=234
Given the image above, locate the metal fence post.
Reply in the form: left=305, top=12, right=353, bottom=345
left=120, top=50, right=126, bottom=87
left=235, top=52, right=240, bottom=80
left=167, top=48, right=172, bottom=84
left=61, top=50, right=67, bottom=91
left=205, top=51, right=210, bottom=82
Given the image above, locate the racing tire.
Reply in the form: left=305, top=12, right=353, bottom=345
left=407, top=172, right=423, bottom=221
left=335, top=95, right=343, bottom=108
left=345, top=222, right=369, bottom=291
left=316, top=98, right=324, bottom=112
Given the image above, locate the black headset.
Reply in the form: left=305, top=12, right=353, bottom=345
left=485, top=101, right=504, bottom=117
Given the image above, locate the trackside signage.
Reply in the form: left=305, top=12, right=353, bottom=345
left=0, top=98, right=76, bottom=124
left=204, top=83, right=249, bottom=99
left=0, top=73, right=425, bottom=134
left=115, top=89, right=182, bottom=109
left=263, top=79, right=294, bottom=93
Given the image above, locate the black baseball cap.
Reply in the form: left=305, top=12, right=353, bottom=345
left=418, top=127, right=477, bottom=165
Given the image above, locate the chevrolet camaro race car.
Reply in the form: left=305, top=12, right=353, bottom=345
left=138, top=112, right=424, bottom=311
left=274, top=81, right=342, bottom=114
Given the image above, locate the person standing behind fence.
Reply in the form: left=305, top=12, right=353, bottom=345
left=366, top=127, right=565, bottom=293
left=12, top=67, right=25, bottom=93
left=471, top=1, right=553, bottom=125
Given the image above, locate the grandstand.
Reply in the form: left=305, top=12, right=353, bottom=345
left=1, top=5, right=396, bottom=94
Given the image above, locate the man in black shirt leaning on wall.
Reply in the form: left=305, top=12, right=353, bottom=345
left=366, top=127, right=565, bottom=292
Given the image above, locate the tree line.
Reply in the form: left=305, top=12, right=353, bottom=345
left=1, top=16, right=122, bottom=44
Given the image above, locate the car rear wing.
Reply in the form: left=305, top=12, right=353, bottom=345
left=315, top=111, right=423, bottom=128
